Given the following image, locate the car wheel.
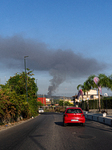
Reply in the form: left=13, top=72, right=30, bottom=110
left=82, top=123, right=85, bottom=127
left=63, top=122, right=67, bottom=127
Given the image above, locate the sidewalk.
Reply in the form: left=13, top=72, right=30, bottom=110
left=84, top=110, right=112, bottom=126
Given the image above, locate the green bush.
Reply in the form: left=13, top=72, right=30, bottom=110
left=0, top=69, right=39, bottom=123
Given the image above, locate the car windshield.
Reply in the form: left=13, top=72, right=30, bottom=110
left=66, top=109, right=82, bottom=113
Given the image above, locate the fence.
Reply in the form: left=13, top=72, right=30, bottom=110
left=78, top=97, right=112, bottom=110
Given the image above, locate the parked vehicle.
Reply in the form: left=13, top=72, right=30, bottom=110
left=38, top=108, right=44, bottom=113
left=63, top=107, right=85, bottom=126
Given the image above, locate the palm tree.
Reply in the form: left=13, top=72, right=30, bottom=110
left=86, top=74, right=111, bottom=112
left=86, top=75, right=96, bottom=88
left=97, top=74, right=112, bottom=111
left=85, top=75, right=100, bottom=108
left=77, top=81, right=91, bottom=99
left=77, top=74, right=112, bottom=112
left=77, top=84, right=84, bottom=93
left=77, top=84, right=84, bottom=102
left=77, top=82, right=91, bottom=111
left=83, top=80, right=91, bottom=98
left=106, top=74, right=112, bottom=90
left=98, top=74, right=110, bottom=87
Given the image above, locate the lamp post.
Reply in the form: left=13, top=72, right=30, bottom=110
left=36, top=79, right=38, bottom=98
left=24, top=56, right=29, bottom=102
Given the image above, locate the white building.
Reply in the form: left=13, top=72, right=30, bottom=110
left=73, top=89, right=98, bottom=102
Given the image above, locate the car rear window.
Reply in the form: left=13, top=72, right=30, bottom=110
left=66, top=109, right=82, bottom=113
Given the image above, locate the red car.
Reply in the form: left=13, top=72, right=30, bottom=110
left=63, top=107, right=85, bottom=126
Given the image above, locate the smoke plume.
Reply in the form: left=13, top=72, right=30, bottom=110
left=0, top=35, right=106, bottom=96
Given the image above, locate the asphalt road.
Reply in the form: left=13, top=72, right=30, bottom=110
left=0, top=112, right=112, bottom=150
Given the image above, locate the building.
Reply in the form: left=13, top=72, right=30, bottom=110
left=37, top=97, right=46, bottom=105
left=84, top=89, right=98, bottom=100
left=73, top=89, right=99, bottom=102
left=46, top=98, right=51, bottom=106
left=68, top=100, right=74, bottom=104
left=59, top=97, right=74, bottom=105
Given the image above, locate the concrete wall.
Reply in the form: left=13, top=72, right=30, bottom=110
left=84, top=112, right=112, bottom=126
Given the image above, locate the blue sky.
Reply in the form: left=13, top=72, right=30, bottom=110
left=0, top=0, right=112, bottom=96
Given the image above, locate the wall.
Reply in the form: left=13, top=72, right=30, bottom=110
left=37, top=97, right=46, bottom=105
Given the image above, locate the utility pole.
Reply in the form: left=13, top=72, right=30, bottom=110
left=98, top=88, right=101, bottom=112
left=43, top=94, right=44, bottom=105
left=36, top=79, right=38, bottom=98
left=24, top=56, right=29, bottom=102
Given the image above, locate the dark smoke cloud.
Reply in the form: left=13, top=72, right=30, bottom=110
left=0, top=35, right=107, bottom=95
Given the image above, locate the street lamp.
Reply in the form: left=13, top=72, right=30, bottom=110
left=24, top=56, right=29, bottom=102
left=35, top=79, right=38, bottom=99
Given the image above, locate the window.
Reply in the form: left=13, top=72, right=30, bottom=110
left=67, top=109, right=82, bottom=113
left=90, top=95, right=94, bottom=98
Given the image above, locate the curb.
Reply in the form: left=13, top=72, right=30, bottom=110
left=0, top=115, right=39, bottom=132
left=84, top=113, right=112, bottom=126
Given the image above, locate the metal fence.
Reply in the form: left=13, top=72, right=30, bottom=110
left=78, top=98, right=112, bottom=110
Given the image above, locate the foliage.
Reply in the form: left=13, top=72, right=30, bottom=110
left=77, top=82, right=91, bottom=96
left=59, top=100, right=63, bottom=106
left=6, top=69, right=37, bottom=97
left=37, top=101, right=43, bottom=107
left=78, top=97, right=112, bottom=110
left=0, top=88, right=16, bottom=122
left=0, top=69, right=38, bottom=123
left=101, top=97, right=112, bottom=109
left=77, top=74, right=112, bottom=111
left=64, top=101, right=74, bottom=106
left=59, top=100, right=74, bottom=106
left=53, top=99, right=60, bottom=104
left=0, top=88, right=28, bottom=123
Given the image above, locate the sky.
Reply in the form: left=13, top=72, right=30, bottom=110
left=0, top=0, right=112, bottom=97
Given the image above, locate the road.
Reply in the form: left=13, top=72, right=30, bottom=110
left=0, top=112, right=112, bottom=150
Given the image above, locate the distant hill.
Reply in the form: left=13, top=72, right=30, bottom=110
left=38, top=94, right=72, bottom=99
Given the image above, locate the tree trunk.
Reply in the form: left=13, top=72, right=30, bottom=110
left=87, top=92, right=88, bottom=99
left=87, top=92, right=89, bottom=111
left=98, top=88, right=101, bottom=112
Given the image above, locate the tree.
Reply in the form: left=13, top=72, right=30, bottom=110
left=97, top=74, right=111, bottom=111
left=77, top=84, right=83, bottom=92
left=85, top=74, right=111, bottom=112
left=77, top=84, right=85, bottom=101
left=59, top=101, right=63, bottom=106
left=64, top=101, right=74, bottom=106
left=83, top=80, right=91, bottom=98
left=7, top=69, right=38, bottom=97
left=108, top=75, right=112, bottom=90
left=77, top=81, right=91, bottom=98
left=86, top=75, right=96, bottom=89
left=0, top=69, right=38, bottom=122
left=37, top=101, right=43, bottom=107
left=0, top=87, right=27, bottom=123
left=77, top=74, right=112, bottom=111
left=77, top=81, right=91, bottom=111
